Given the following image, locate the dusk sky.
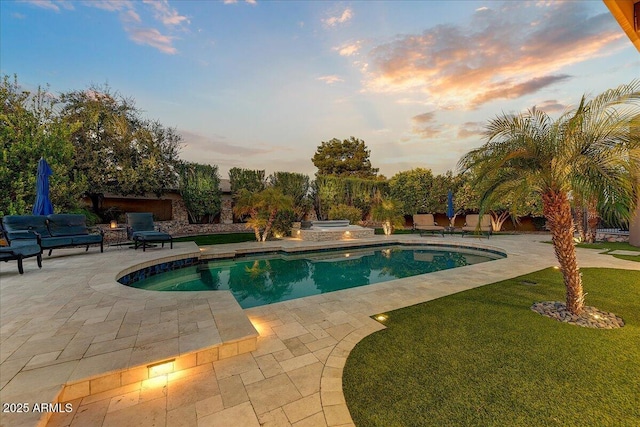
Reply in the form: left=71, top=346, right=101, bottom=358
left=2, top=0, right=638, bottom=179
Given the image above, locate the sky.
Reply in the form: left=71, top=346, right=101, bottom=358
left=1, top=0, right=638, bottom=179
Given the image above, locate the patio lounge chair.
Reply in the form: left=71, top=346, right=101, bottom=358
left=0, top=239, right=42, bottom=274
left=461, top=214, right=492, bottom=238
left=126, top=213, right=173, bottom=252
left=412, top=214, right=445, bottom=237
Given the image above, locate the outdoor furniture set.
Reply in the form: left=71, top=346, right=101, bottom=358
left=413, top=213, right=492, bottom=238
left=0, top=212, right=172, bottom=274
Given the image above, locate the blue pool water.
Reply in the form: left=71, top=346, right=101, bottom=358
left=125, top=245, right=502, bottom=308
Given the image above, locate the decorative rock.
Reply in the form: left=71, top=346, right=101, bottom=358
left=531, top=301, right=625, bottom=329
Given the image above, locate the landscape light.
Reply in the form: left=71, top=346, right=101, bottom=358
left=147, top=359, right=175, bottom=378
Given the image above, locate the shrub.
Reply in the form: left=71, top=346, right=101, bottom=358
left=328, top=204, right=362, bottom=224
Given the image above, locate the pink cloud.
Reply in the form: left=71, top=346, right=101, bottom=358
left=364, top=2, right=624, bottom=109
left=142, top=0, right=189, bottom=27
left=127, top=27, right=177, bottom=54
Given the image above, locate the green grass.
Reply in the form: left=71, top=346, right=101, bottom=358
left=343, top=268, right=640, bottom=427
left=173, top=233, right=256, bottom=245
left=576, top=241, right=640, bottom=262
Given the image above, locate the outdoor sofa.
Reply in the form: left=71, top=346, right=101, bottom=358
left=412, top=214, right=445, bottom=237
left=461, top=214, right=492, bottom=238
left=1, top=214, right=104, bottom=255
left=126, top=212, right=173, bottom=251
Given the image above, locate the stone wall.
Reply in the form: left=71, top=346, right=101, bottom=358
left=595, top=231, right=630, bottom=243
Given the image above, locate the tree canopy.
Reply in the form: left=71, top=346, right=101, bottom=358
left=0, top=75, right=86, bottom=215
left=59, top=85, right=181, bottom=212
left=312, top=137, right=379, bottom=178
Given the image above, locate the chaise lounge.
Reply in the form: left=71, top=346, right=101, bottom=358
left=126, top=213, right=173, bottom=251
left=461, top=214, right=492, bottom=238
left=412, top=214, right=445, bottom=237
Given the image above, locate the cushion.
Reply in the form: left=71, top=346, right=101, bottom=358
left=132, top=231, right=171, bottom=241
left=72, top=234, right=103, bottom=245
left=126, top=213, right=156, bottom=232
left=2, top=215, right=50, bottom=239
left=47, top=214, right=89, bottom=236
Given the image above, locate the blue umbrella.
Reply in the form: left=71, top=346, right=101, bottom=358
left=447, top=190, right=455, bottom=220
left=32, top=157, right=54, bottom=215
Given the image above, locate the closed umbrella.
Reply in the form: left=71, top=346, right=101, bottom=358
left=447, top=190, right=455, bottom=226
left=32, top=157, right=54, bottom=215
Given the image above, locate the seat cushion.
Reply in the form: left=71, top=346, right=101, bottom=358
left=132, top=231, right=171, bottom=241
left=40, top=236, right=74, bottom=248
left=0, top=243, right=41, bottom=258
left=72, top=234, right=103, bottom=245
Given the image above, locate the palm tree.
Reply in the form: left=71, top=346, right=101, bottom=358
left=234, top=188, right=293, bottom=242
left=459, top=81, right=640, bottom=315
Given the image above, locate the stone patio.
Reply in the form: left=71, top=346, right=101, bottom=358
left=1, top=234, right=638, bottom=427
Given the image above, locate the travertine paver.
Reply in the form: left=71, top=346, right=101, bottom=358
left=1, top=234, right=638, bottom=427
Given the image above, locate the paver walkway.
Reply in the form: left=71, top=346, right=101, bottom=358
left=1, top=234, right=637, bottom=427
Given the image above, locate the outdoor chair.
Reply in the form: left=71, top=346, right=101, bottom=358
left=126, top=213, right=173, bottom=251
left=0, top=239, right=43, bottom=274
left=461, top=214, right=492, bottom=238
left=412, top=214, right=445, bottom=237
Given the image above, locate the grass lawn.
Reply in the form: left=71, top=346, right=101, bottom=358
left=343, top=268, right=640, bottom=427
left=576, top=241, right=640, bottom=262
left=173, top=232, right=256, bottom=245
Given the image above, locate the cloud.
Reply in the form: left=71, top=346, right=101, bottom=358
left=179, top=130, right=274, bottom=157
left=411, top=111, right=443, bottom=138
left=334, top=41, right=361, bottom=57
left=364, top=2, right=624, bottom=109
left=85, top=1, right=131, bottom=12
left=457, top=121, right=484, bottom=138
left=223, top=0, right=257, bottom=4
left=21, top=0, right=73, bottom=12
left=533, top=99, right=570, bottom=114
left=126, top=27, right=177, bottom=54
left=323, top=7, right=353, bottom=27
left=317, top=75, right=344, bottom=85
left=142, top=0, right=189, bottom=26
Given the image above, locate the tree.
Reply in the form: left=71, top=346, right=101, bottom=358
left=388, top=168, right=435, bottom=215
left=0, top=75, right=86, bottom=215
left=269, top=171, right=312, bottom=221
left=229, top=168, right=265, bottom=194
left=177, top=161, right=221, bottom=223
left=233, top=188, right=293, bottom=242
left=459, top=81, right=640, bottom=315
left=59, top=85, right=181, bottom=214
left=312, top=137, right=379, bottom=178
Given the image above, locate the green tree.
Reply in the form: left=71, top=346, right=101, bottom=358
left=388, top=168, right=435, bottom=215
left=0, top=75, right=86, bottom=215
left=312, top=137, right=379, bottom=178
left=459, top=81, right=640, bottom=315
left=233, top=188, right=293, bottom=241
left=177, top=161, right=221, bottom=223
left=229, top=168, right=265, bottom=196
left=59, top=85, right=181, bottom=214
left=269, top=171, right=312, bottom=221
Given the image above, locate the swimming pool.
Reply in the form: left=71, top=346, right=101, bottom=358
left=124, top=245, right=504, bottom=308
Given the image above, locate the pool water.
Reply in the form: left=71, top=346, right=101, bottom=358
left=127, top=245, right=501, bottom=308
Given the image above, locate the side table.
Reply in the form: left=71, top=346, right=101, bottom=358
left=105, top=227, right=127, bottom=249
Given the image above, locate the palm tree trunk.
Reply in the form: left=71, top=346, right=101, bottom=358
left=585, top=199, right=599, bottom=243
left=542, top=190, right=585, bottom=314
left=573, top=205, right=586, bottom=242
